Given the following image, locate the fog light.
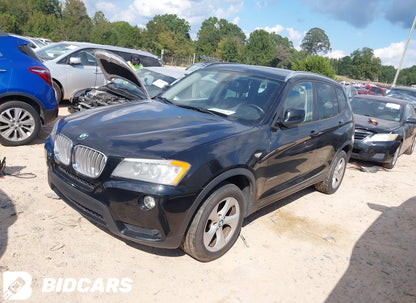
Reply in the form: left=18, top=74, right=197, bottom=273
left=143, top=196, right=156, bottom=210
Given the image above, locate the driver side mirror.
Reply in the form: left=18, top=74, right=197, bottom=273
left=69, top=57, right=81, bottom=65
left=282, top=108, right=305, bottom=126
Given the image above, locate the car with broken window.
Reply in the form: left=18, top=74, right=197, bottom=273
left=350, top=95, right=416, bottom=168
left=45, top=63, right=354, bottom=261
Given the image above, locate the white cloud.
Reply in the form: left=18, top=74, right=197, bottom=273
left=374, top=40, right=416, bottom=68
left=326, top=50, right=346, bottom=59
left=232, top=16, right=240, bottom=25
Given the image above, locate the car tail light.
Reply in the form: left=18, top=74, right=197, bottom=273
left=29, top=66, right=52, bottom=87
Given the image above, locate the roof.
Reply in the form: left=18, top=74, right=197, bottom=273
left=204, top=63, right=338, bottom=84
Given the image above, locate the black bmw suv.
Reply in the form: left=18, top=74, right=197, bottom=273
left=45, top=63, right=354, bottom=261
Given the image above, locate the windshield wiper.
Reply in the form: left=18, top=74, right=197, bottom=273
left=176, top=104, right=227, bottom=117
left=157, top=96, right=173, bottom=104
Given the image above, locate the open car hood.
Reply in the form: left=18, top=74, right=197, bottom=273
left=94, top=49, right=150, bottom=99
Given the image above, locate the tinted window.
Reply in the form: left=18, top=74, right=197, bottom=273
left=316, top=83, right=339, bottom=120
left=335, top=87, right=347, bottom=111
left=281, top=82, right=314, bottom=123
left=70, top=49, right=96, bottom=66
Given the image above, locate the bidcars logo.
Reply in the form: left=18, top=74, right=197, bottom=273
left=3, top=271, right=33, bottom=300
left=2, top=272, right=132, bottom=300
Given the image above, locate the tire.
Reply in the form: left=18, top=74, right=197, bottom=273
left=384, top=143, right=401, bottom=169
left=182, top=183, right=245, bottom=262
left=0, top=101, right=41, bottom=146
left=315, top=150, right=347, bottom=194
left=404, top=136, right=416, bottom=155
left=53, top=81, right=63, bottom=104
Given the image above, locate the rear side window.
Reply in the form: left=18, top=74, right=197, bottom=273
left=335, top=87, right=347, bottom=111
left=17, top=44, right=41, bottom=62
left=316, top=83, right=339, bottom=120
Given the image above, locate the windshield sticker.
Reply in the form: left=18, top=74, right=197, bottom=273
left=152, top=79, right=169, bottom=88
left=386, top=103, right=400, bottom=110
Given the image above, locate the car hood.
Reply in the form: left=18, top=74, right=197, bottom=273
left=60, top=100, right=249, bottom=159
left=94, top=49, right=150, bottom=99
left=354, top=114, right=400, bottom=133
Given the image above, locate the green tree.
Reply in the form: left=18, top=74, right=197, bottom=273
left=32, top=0, right=62, bottom=18
left=292, top=55, right=335, bottom=78
left=301, top=27, right=331, bottom=56
left=61, top=0, right=92, bottom=41
left=111, top=21, right=142, bottom=48
left=245, top=29, right=275, bottom=66
left=24, top=11, right=60, bottom=40
left=143, top=14, right=193, bottom=57
left=216, top=36, right=244, bottom=62
left=379, top=65, right=396, bottom=84
left=350, top=47, right=381, bottom=81
left=0, top=13, right=18, bottom=33
left=90, top=11, right=117, bottom=45
left=196, top=17, right=245, bottom=58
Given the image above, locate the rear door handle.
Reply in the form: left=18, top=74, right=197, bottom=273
left=0, top=69, right=6, bottom=73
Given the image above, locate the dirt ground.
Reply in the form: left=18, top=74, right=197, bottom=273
left=1, top=104, right=415, bottom=303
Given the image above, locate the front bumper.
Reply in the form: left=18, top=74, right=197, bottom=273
left=351, top=140, right=400, bottom=165
left=45, top=144, right=199, bottom=249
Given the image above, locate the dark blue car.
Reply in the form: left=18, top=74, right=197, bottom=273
left=45, top=63, right=354, bottom=261
left=0, top=31, right=58, bottom=146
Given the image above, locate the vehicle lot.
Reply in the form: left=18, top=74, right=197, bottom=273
left=1, top=104, right=415, bottom=303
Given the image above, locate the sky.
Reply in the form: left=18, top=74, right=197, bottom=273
left=76, top=0, right=416, bottom=68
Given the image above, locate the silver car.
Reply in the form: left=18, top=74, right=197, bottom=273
left=36, top=41, right=162, bottom=103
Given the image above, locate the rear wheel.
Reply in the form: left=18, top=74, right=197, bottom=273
left=0, top=101, right=41, bottom=146
left=315, top=150, right=347, bottom=194
left=53, top=81, right=62, bottom=104
left=182, top=184, right=245, bottom=262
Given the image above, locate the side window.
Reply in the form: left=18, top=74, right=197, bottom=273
left=316, top=83, right=339, bottom=120
left=281, top=82, right=313, bottom=123
left=404, top=104, right=415, bottom=120
left=335, top=87, right=347, bottom=111
left=70, top=49, right=97, bottom=66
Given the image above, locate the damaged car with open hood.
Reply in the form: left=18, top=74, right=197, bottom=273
left=350, top=95, right=416, bottom=169
left=68, top=50, right=188, bottom=112
left=45, top=63, right=354, bottom=261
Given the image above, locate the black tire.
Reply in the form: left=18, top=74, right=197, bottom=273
left=0, top=101, right=41, bottom=146
left=53, top=81, right=63, bottom=104
left=315, top=150, right=347, bottom=194
left=384, top=143, right=401, bottom=169
left=182, top=184, right=245, bottom=262
left=404, top=136, right=416, bottom=155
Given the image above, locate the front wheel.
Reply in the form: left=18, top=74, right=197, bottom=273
left=182, top=184, right=245, bottom=262
left=315, top=150, right=347, bottom=194
left=0, top=101, right=41, bottom=146
left=384, top=143, right=401, bottom=169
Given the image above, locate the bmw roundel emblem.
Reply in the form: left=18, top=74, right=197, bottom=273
left=78, top=133, right=88, bottom=140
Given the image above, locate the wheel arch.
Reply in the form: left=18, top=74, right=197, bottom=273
left=0, top=93, right=43, bottom=123
left=179, top=168, right=256, bottom=241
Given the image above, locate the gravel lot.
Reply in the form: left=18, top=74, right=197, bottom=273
left=1, top=104, right=415, bottom=303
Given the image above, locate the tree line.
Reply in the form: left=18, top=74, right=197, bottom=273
left=1, top=0, right=415, bottom=86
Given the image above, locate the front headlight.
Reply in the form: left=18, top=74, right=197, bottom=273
left=111, top=159, right=191, bottom=186
left=365, top=133, right=398, bottom=142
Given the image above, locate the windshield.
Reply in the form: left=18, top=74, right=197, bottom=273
left=36, top=42, right=80, bottom=61
left=135, top=69, right=178, bottom=98
left=160, top=69, right=282, bottom=123
left=351, top=97, right=402, bottom=122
